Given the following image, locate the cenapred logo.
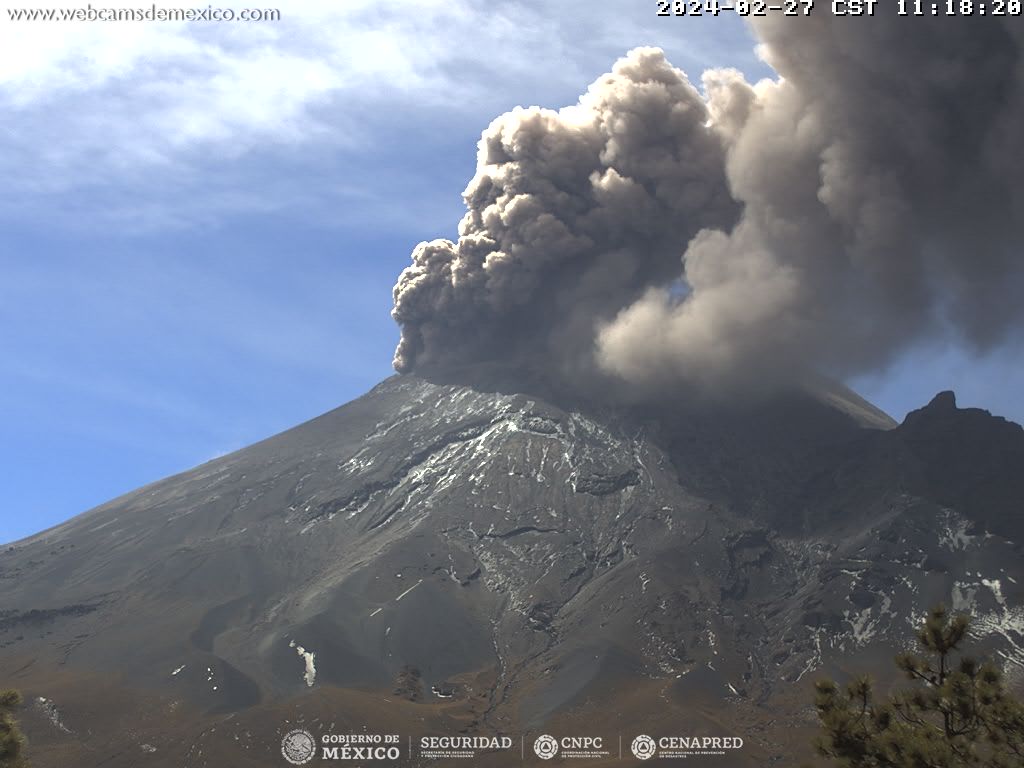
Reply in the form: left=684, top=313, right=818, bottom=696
left=533, top=734, right=559, bottom=760
left=281, top=729, right=317, bottom=765
left=631, top=734, right=657, bottom=760
left=630, top=734, right=744, bottom=760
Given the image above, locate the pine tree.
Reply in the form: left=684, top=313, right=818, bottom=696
left=809, top=605, right=1024, bottom=767
left=0, top=689, right=28, bottom=768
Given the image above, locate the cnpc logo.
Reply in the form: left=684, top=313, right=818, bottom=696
left=533, top=735, right=558, bottom=760
left=533, top=734, right=605, bottom=759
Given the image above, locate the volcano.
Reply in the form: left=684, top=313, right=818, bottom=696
left=1, top=372, right=1022, bottom=766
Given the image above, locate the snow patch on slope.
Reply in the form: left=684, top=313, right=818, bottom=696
left=289, top=640, right=317, bottom=687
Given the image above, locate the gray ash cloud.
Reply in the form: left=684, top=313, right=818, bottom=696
left=392, top=19, right=1024, bottom=396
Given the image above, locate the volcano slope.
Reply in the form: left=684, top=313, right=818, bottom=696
left=0, top=374, right=1022, bottom=766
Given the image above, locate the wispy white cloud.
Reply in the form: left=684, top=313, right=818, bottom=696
left=0, top=0, right=504, bottom=156
left=0, top=0, right=760, bottom=230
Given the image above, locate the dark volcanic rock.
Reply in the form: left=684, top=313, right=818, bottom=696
left=898, top=390, right=1024, bottom=542
left=0, top=377, right=1022, bottom=767
left=571, top=469, right=640, bottom=496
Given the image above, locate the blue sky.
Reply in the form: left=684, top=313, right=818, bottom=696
left=1, top=2, right=1020, bottom=544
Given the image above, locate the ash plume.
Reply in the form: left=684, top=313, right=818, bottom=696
left=392, top=19, right=1024, bottom=395
left=390, top=48, right=738, bottom=382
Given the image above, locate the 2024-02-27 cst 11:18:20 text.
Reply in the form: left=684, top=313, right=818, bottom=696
left=656, top=0, right=815, bottom=16
left=658, top=0, right=1023, bottom=12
